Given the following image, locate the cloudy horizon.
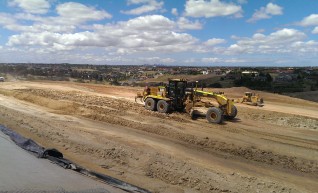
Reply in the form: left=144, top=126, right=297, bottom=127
left=0, top=0, right=318, bottom=66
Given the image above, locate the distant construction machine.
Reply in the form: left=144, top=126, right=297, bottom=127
left=236, top=92, right=264, bottom=107
left=135, top=79, right=237, bottom=124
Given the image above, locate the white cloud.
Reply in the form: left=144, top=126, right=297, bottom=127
left=202, top=57, right=220, bottom=63
left=184, top=58, right=197, bottom=63
left=290, top=40, right=318, bottom=53
left=7, top=15, right=199, bottom=54
left=121, top=14, right=174, bottom=30
left=264, top=3, right=283, bottom=15
left=297, top=14, right=318, bottom=35
left=56, top=2, right=112, bottom=24
left=171, top=8, right=178, bottom=16
left=299, top=14, right=318, bottom=26
left=312, top=27, right=318, bottom=34
left=0, top=13, right=16, bottom=26
left=0, top=2, right=112, bottom=33
left=184, top=0, right=242, bottom=18
left=0, top=12, right=76, bottom=33
left=7, top=24, right=76, bottom=33
left=8, top=0, right=50, bottom=14
left=201, top=57, right=246, bottom=63
left=227, top=44, right=248, bottom=54
left=140, top=56, right=175, bottom=63
left=225, top=28, right=308, bottom=54
left=121, top=0, right=164, bottom=15
left=204, top=38, right=226, bottom=46
left=223, top=58, right=246, bottom=63
left=4, top=1, right=317, bottom=66
left=247, top=3, right=283, bottom=23
left=127, top=0, right=154, bottom=5
left=177, top=17, right=203, bottom=30
left=13, top=13, right=45, bottom=22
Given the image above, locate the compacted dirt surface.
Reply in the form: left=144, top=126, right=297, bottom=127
left=0, top=81, right=317, bottom=193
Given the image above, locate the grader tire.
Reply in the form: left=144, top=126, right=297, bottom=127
left=225, top=105, right=237, bottom=120
left=145, top=98, right=157, bottom=111
left=190, top=109, right=195, bottom=120
left=206, top=107, right=223, bottom=124
left=157, top=100, right=170, bottom=113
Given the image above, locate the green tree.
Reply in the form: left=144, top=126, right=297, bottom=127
left=266, top=73, right=273, bottom=82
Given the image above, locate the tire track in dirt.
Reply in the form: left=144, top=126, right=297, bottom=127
left=2, top=88, right=318, bottom=177
left=225, top=120, right=318, bottom=151
left=1, top=97, right=301, bottom=193
left=1, top=83, right=318, bottom=192
left=238, top=105, right=318, bottom=130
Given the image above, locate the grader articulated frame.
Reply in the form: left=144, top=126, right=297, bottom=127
left=236, top=92, right=264, bottom=107
left=135, top=79, right=237, bottom=124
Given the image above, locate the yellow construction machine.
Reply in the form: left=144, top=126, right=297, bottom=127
left=236, top=92, right=264, bottom=107
left=135, top=79, right=237, bottom=124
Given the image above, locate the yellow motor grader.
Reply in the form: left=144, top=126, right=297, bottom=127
left=135, top=79, right=237, bottom=124
left=236, top=92, right=264, bottom=107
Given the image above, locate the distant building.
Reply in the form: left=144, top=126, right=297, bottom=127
left=274, top=74, right=295, bottom=82
left=241, top=71, right=259, bottom=76
left=202, top=70, right=209, bottom=75
left=213, top=69, right=222, bottom=75
left=0, top=77, right=4, bottom=82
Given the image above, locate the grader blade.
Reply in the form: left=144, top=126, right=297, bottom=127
left=135, top=92, right=144, bottom=104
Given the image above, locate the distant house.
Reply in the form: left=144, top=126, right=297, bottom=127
left=0, top=77, right=4, bottom=82
left=213, top=69, right=222, bottom=75
left=241, top=71, right=259, bottom=77
left=225, top=72, right=241, bottom=80
left=274, top=74, right=293, bottom=82
left=202, top=70, right=209, bottom=75
left=253, top=76, right=267, bottom=82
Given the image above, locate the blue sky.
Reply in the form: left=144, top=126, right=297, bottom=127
left=0, top=0, right=318, bottom=66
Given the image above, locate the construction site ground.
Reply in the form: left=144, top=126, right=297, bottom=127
left=0, top=81, right=317, bottom=193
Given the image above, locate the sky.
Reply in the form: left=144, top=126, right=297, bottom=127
left=0, top=0, right=318, bottom=66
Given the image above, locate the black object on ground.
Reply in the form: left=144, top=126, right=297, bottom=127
left=0, top=125, right=151, bottom=193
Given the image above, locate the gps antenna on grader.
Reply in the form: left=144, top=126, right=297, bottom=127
left=135, top=79, right=237, bottom=124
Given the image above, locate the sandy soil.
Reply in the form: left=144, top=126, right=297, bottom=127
left=0, top=81, right=317, bottom=193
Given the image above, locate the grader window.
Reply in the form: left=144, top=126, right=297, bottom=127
left=176, top=82, right=186, bottom=96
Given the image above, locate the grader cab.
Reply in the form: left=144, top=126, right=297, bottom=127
left=135, top=79, right=237, bottom=124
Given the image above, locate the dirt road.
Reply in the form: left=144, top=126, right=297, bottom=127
left=0, top=81, right=317, bottom=193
